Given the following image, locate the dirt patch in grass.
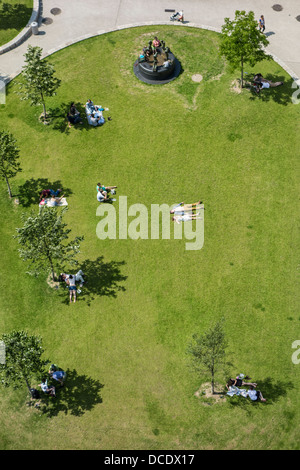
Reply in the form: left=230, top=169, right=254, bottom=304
left=47, top=273, right=60, bottom=289
left=194, top=382, right=227, bottom=405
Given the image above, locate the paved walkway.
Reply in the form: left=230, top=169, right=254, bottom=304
left=1, top=0, right=300, bottom=83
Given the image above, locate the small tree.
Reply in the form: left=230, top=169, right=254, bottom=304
left=219, top=10, right=270, bottom=87
left=0, top=331, right=48, bottom=395
left=17, top=45, right=61, bottom=121
left=0, top=130, right=21, bottom=198
left=188, top=319, right=227, bottom=394
left=15, top=207, right=84, bottom=281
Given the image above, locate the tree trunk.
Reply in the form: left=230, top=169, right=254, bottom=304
left=48, top=256, right=55, bottom=282
left=241, top=57, right=244, bottom=88
left=41, top=92, right=47, bottom=122
left=211, top=369, right=215, bottom=395
left=5, top=174, right=12, bottom=198
left=24, top=376, right=32, bottom=395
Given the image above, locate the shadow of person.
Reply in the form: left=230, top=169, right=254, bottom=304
left=39, top=368, right=104, bottom=417
left=16, top=177, right=72, bottom=207
left=59, top=256, right=127, bottom=305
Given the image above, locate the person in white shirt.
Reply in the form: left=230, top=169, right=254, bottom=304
left=248, top=385, right=266, bottom=402
left=170, top=201, right=203, bottom=215
left=172, top=213, right=203, bottom=224
left=47, top=194, right=64, bottom=206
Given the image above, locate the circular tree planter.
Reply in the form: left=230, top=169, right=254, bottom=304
left=133, top=46, right=181, bottom=85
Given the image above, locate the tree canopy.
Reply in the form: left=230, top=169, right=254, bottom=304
left=15, top=207, right=84, bottom=281
left=188, top=319, right=228, bottom=394
left=0, top=330, right=48, bottom=394
left=219, top=10, right=270, bottom=87
left=17, top=45, right=61, bottom=120
left=0, top=130, right=21, bottom=198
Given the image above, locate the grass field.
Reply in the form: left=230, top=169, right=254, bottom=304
left=0, top=25, right=299, bottom=450
left=0, top=0, right=33, bottom=47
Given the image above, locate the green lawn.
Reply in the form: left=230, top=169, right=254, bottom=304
left=0, top=0, right=33, bottom=47
left=0, top=25, right=299, bottom=450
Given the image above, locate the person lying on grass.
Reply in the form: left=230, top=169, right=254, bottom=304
left=170, top=200, right=203, bottom=215
left=226, top=377, right=257, bottom=390
left=47, top=194, right=65, bottom=206
left=253, top=73, right=283, bottom=94
left=97, top=183, right=117, bottom=201
left=248, top=385, right=266, bottom=402
left=172, top=213, right=203, bottom=224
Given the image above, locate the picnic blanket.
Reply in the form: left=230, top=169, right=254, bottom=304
left=39, top=197, right=68, bottom=207
left=226, top=386, right=248, bottom=398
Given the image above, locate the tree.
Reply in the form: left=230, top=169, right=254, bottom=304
left=0, top=331, right=48, bottom=395
left=188, top=319, right=227, bottom=394
left=17, top=45, right=61, bottom=122
left=219, top=10, right=270, bottom=87
left=0, top=130, right=21, bottom=198
left=15, top=207, right=84, bottom=281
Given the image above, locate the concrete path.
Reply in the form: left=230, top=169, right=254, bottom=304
left=0, top=0, right=300, bottom=83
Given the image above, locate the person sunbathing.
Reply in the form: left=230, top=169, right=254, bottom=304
left=226, top=377, right=257, bottom=390
left=172, top=213, right=203, bottom=224
left=253, top=73, right=283, bottom=93
left=97, top=183, right=117, bottom=200
left=48, top=194, right=65, bottom=207
left=170, top=201, right=203, bottom=215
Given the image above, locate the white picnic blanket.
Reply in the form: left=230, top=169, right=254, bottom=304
left=227, top=386, right=248, bottom=398
left=39, top=197, right=68, bottom=207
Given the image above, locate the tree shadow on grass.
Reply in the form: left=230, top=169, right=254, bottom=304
left=16, top=177, right=73, bottom=207
left=247, top=74, right=294, bottom=106
left=39, top=368, right=104, bottom=417
left=48, top=101, right=93, bottom=134
left=226, top=376, right=293, bottom=413
left=0, top=3, right=32, bottom=30
left=59, top=256, right=127, bottom=306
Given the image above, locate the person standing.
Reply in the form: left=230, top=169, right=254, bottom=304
left=67, top=274, right=77, bottom=303
left=259, top=15, right=265, bottom=33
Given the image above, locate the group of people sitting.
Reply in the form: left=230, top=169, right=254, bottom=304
left=253, top=73, right=284, bottom=94
left=29, top=364, right=66, bottom=404
left=96, top=182, right=117, bottom=202
left=59, top=270, right=85, bottom=303
left=170, top=200, right=204, bottom=224
left=226, top=373, right=266, bottom=402
left=67, top=102, right=83, bottom=128
left=39, top=188, right=66, bottom=207
left=85, top=99, right=109, bottom=127
left=66, top=100, right=111, bottom=128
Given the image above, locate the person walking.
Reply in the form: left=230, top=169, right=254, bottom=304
left=259, top=15, right=265, bottom=33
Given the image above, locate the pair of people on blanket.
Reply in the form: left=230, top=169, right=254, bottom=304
left=85, top=99, right=105, bottom=126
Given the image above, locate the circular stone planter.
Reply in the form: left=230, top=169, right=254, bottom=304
left=133, top=47, right=181, bottom=84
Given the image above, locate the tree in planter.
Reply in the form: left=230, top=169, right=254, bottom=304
left=219, top=10, right=270, bottom=88
left=0, top=330, right=48, bottom=396
left=0, top=130, right=21, bottom=198
left=188, top=319, right=228, bottom=395
left=15, top=207, right=84, bottom=282
left=17, top=45, right=61, bottom=122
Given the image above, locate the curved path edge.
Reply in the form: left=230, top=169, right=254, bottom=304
left=3, top=21, right=300, bottom=87
left=0, top=0, right=41, bottom=56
